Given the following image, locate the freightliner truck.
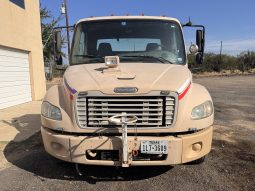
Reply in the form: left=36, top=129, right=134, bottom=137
left=41, top=16, right=214, bottom=167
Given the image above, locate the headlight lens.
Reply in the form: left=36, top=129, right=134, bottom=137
left=41, top=101, right=62, bottom=120
left=191, top=100, right=213, bottom=119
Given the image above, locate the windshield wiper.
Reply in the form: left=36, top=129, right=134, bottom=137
left=74, top=54, right=103, bottom=59
left=73, top=54, right=104, bottom=65
left=120, top=55, right=173, bottom=64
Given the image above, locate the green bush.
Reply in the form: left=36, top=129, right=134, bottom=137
left=188, top=51, right=255, bottom=73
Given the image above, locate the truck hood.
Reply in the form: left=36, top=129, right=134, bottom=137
left=64, top=63, right=192, bottom=95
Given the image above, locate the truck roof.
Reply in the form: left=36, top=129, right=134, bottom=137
left=76, top=16, right=182, bottom=26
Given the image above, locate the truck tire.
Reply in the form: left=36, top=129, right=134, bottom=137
left=191, top=156, right=206, bottom=164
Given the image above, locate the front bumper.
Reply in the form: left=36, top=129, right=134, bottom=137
left=41, top=126, right=213, bottom=166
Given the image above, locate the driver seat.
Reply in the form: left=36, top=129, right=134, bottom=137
left=98, top=43, right=113, bottom=56
left=146, top=43, right=161, bottom=51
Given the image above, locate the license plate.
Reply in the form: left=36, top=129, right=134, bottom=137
left=141, top=140, right=168, bottom=154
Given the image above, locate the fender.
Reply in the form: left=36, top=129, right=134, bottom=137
left=41, top=85, right=73, bottom=132
left=174, top=83, right=214, bottom=131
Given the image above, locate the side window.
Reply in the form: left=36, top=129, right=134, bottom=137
left=168, top=25, right=178, bottom=51
left=72, top=26, right=86, bottom=56
left=77, top=32, right=85, bottom=55
left=71, top=25, right=86, bottom=63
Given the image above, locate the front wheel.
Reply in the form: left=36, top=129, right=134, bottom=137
left=191, top=156, right=206, bottom=164
left=185, top=156, right=206, bottom=165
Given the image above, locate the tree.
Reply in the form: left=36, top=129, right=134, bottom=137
left=40, top=5, right=66, bottom=79
left=40, top=5, right=66, bottom=61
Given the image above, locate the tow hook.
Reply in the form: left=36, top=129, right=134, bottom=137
left=109, top=112, right=138, bottom=167
left=132, top=150, right=139, bottom=157
left=87, top=150, right=97, bottom=158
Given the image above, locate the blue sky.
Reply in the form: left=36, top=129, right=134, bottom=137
left=40, top=0, right=255, bottom=55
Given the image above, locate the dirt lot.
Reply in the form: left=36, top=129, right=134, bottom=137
left=0, top=75, right=254, bottom=191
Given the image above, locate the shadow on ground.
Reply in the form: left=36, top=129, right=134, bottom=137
left=3, top=114, right=172, bottom=184
left=1, top=114, right=41, bottom=142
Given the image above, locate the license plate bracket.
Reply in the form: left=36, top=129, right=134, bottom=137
left=141, top=140, right=168, bottom=154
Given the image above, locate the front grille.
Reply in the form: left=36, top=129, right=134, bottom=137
left=75, top=94, right=176, bottom=128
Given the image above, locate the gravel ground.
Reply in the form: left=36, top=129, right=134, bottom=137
left=0, top=75, right=254, bottom=191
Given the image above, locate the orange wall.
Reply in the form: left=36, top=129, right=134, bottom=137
left=0, top=0, right=46, bottom=100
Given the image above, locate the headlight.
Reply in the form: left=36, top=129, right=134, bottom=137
left=191, top=100, right=213, bottom=119
left=41, top=101, right=62, bottom=120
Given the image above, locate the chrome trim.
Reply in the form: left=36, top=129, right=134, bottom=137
left=114, top=87, right=138, bottom=93
left=74, top=91, right=178, bottom=129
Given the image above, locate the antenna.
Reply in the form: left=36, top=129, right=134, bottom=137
left=187, top=17, right=192, bottom=26
left=182, top=17, right=193, bottom=27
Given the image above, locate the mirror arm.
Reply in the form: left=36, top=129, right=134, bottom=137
left=183, top=23, right=205, bottom=60
left=52, top=25, right=75, bottom=65
left=183, top=22, right=206, bottom=64
left=182, top=24, right=206, bottom=49
left=53, top=25, right=75, bottom=31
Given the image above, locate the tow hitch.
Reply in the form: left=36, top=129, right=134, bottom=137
left=109, top=112, right=138, bottom=167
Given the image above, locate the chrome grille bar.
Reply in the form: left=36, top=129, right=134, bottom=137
left=165, top=96, right=176, bottom=126
left=87, top=97, right=163, bottom=127
left=75, top=94, right=176, bottom=128
left=75, top=93, right=87, bottom=128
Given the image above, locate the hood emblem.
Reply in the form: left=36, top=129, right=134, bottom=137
left=114, top=87, right=138, bottom=93
left=117, top=74, right=136, bottom=80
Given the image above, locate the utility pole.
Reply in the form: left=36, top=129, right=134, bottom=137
left=219, top=40, right=222, bottom=70
left=219, top=40, right=222, bottom=60
left=63, top=0, right=71, bottom=57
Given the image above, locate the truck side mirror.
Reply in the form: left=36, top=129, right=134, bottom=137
left=196, top=53, right=203, bottom=65
left=189, top=44, right=198, bottom=55
left=196, top=30, right=204, bottom=64
left=54, top=30, right=62, bottom=54
left=196, top=30, right=204, bottom=52
left=54, top=30, right=63, bottom=66
left=55, top=54, right=63, bottom=65
left=183, top=23, right=205, bottom=65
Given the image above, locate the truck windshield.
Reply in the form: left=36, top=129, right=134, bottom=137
left=71, top=20, right=186, bottom=65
